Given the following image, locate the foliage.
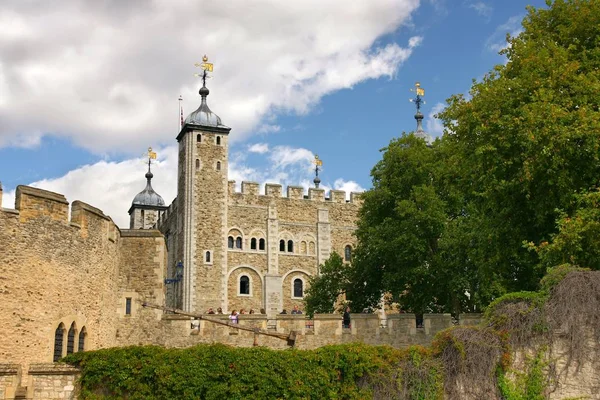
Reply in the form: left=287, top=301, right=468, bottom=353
left=538, top=263, right=589, bottom=294
left=484, top=291, right=548, bottom=347
left=436, top=0, right=600, bottom=294
left=497, top=349, right=549, bottom=400
left=63, top=343, right=401, bottom=400
left=303, top=252, right=350, bottom=317
left=530, top=191, right=600, bottom=271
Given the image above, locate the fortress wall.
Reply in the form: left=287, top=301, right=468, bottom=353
left=0, top=186, right=121, bottom=368
left=115, top=230, right=167, bottom=346
left=152, top=313, right=456, bottom=350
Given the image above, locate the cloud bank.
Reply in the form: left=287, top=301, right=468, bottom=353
left=0, top=0, right=422, bottom=152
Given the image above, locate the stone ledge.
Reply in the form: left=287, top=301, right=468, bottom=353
left=0, top=364, right=20, bottom=376
left=28, top=364, right=79, bottom=375
left=72, top=200, right=109, bottom=221
left=121, top=229, right=164, bottom=238
left=16, top=185, right=68, bottom=205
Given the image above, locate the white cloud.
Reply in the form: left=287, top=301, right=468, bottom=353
left=486, top=15, right=523, bottom=53
left=0, top=0, right=422, bottom=152
left=426, top=102, right=445, bottom=137
left=2, top=143, right=363, bottom=227
left=248, top=143, right=269, bottom=154
left=468, top=2, right=493, bottom=20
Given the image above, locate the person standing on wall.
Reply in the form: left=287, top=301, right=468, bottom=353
left=343, top=306, right=351, bottom=328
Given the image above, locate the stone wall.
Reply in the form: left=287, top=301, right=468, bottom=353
left=0, top=186, right=121, bottom=368
left=26, top=364, right=78, bottom=400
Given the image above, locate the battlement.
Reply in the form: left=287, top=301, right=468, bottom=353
left=3, top=185, right=120, bottom=242
left=228, top=180, right=363, bottom=204
left=157, top=200, right=178, bottom=228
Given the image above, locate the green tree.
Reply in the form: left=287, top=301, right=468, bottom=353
left=303, top=252, right=349, bottom=317
left=439, top=0, right=600, bottom=292
left=531, top=190, right=600, bottom=271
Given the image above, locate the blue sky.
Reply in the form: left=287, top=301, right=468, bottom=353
left=0, top=0, right=547, bottom=227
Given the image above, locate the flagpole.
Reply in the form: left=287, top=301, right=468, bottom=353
left=178, top=95, right=183, bottom=131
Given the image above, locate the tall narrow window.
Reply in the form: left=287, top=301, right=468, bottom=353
left=228, top=236, right=234, bottom=249
left=195, top=159, right=200, bottom=169
left=239, top=275, right=250, bottom=295
left=344, top=245, right=352, bottom=262
left=125, top=298, right=132, bottom=315
left=67, top=323, right=76, bottom=355
left=279, top=240, right=285, bottom=252
left=78, top=327, right=86, bottom=352
left=251, top=238, right=257, bottom=250
left=293, top=279, right=303, bottom=298
left=216, top=161, right=221, bottom=171
left=216, top=136, right=221, bottom=145
left=236, top=237, right=242, bottom=249
left=287, top=240, right=294, bottom=253
left=53, top=323, right=65, bottom=362
left=259, top=238, right=265, bottom=251
left=205, top=251, right=211, bottom=263
left=197, top=134, right=201, bottom=142
left=301, top=241, right=307, bottom=254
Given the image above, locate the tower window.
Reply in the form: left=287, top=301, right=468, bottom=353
left=344, top=245, right=352, bottom=262
left=279, top=240, right=285, bottom=252
left=205, top=251, right=211, bottom=263
left=67, top=323, right=76, bottom=355
left=236, top=237, right=242, bottom=249
left=293, top=279, right=304, bottom=298
left=259, top=238, right=265, bottom=251
left=53, top=323, right=65, bottom=362
left=195, top=159, right=200, bottom=169
left=216, top=136, right=221, bottom=145
left=251, top=238, right=257, bottom=250
left=216, top=161, right=221, bottom=171
left=197, top=134, right=201, bottom=142
left=78, top=327, right=86, bottom=352
left=239, top=275, right=250, bottom=295
left=228, top=236, right=234, bottom=249
left=125, top=298, right=132, bottom=315
left=287, top=240, right=294, bottom=253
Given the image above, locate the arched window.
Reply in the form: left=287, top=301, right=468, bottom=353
left=344, top=245, right=352, bottom=262
left=293, top=279, right=303, bottom=298
left=235, top=237, right=242, bottom=249
left=251, top=238, right=257, bottom=250
left=279, top=240, right=285, bottom=252
left=53, top=323, right=65, bottom=362
left=309, top=242, right=316, bottom=255
left=287, top=240, right=294, bottom=253
left=197, top=134, right=201, bottom=142
left=239, top=275, right=250, bottom=295
left=216, top=136, right=221, bottom=145
left=195, top=159, right=200, bottom=169
left=228, top=236, right=234, bottom=249
left=259, top=238, right=265, bottom=251
left=67, top=322, right=76, bottom=355
left=216, top=161, right=221, bottom=171
left=301, top=241, right=307, bottom=254
left=78, top=326, right=86, bottom=352
left=205, top=251, right=211, bottom=263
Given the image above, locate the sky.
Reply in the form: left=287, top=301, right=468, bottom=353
left=0, top=0, right=548, bottom=228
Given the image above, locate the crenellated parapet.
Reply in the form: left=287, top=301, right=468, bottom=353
left=4, top=185, right=120, bottom=243
left=228, top=180, right=363, bottom=205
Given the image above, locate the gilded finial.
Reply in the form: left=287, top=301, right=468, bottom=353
left=409, top=81, right=426, bottom=113
left=313, top=155, right=323, bottom=188
left=194, top=55, right=214, bottom=90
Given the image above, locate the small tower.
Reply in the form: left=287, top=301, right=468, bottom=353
left=176, top=56, right=231, bottom=312
left=128, top=148, right=167, bottom=229
left=409, top=82, right=433, bottom=146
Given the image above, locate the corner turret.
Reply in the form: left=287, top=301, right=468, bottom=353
left=128, top=148, right=167, bottom=229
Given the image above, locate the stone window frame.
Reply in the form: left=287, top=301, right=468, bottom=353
left=197, top=133, right=201, bottom=142
left=228, top=236, right=234, bottom=249
left=287, top=240, right=294, bottom=253
left=195, top=159, right=200, bottom=169
left=259, top=238, right=266, bottom=251
left=66, top=322, right=77, bottom=355
left=216, top=161, right=221, bottom=171
left=53, top=323, right=66, bottom=362
left=50, top=315, right=88, bottom=362
left=250, top=238, right=257, bottom=250
left=216, top=136, right=222, bottom=145
left=344, top=244, right=353, bottom=262
left=78, top=326, right=87, bottom=352
left=205, top=250, right=213, bottom=265
left=238, top=274, right=252, bottom=297
left=291, top=276, right=305, bottom=299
